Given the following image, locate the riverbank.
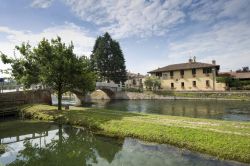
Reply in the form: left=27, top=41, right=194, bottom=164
left=110, top=91, right=250, bottom=101
left=0, top=144, right=5, bottom=154
left=21, top=104, right=250, bottom=163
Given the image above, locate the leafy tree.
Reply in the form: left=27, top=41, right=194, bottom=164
left=144, top=76, right=161, bottom=91
left=1, top=37, right=96, bottom=110
left=90, top=32, right=127, bottom=84
left=242, top=67, right=249, bottom=72
left=236, top=66, right=249, bottom=73
left=216, top=77, right=241, bottom=89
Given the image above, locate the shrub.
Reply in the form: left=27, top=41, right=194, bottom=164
left=144, top=76, right=161, bottom=91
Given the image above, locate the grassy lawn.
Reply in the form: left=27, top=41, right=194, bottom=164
left=21, top=104, right=250, bottom=163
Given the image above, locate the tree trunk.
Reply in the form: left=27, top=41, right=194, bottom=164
left=58, top=87, right=62, bottom=111
left=58, top=124, right=63, bottom=146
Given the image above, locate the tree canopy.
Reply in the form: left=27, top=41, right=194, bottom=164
left=236, top=66, right=249, bottom=73
left=1, top=37, right=96, bottom=110
left=90, top=32, right=127, bottom=84
left=144, top=76, right=161, bottom=91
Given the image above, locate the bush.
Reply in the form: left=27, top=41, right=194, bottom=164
left=144, top=76, right=161, bottom=91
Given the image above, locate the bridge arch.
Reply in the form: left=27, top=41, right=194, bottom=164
left=60, top=82, right=121, bottom=106
left=94, top=88, right=115, bottom=99
left=94, top=82, right=121, bottom=99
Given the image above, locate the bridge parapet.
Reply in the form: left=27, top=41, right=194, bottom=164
left=96, top=82, right=118, bottom=88
left=96, top=82, right=122, bottom=92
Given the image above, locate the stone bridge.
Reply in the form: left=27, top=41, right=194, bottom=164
left=95, top=82, right=122, bottom=96
left=0, top=82, right=122, bottom=108
left=72, top=82, right=122, bottom=105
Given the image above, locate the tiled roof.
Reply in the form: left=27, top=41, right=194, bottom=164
left=219, top=72, right=250, bottom=79
left=148, top=62, right=219, bottom=73
left=127, top=72, right=145, bottom=78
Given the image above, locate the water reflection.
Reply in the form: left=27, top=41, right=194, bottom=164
left=0, top=121, right=121, bottom=166
left=87, top=100, right=250, bottom=121
left=0, top=121, right=248, bottom=166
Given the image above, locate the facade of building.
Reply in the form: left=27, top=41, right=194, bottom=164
left=125, top=72, right=145, bottom=89
left=148, top=58, right=226, bottom=91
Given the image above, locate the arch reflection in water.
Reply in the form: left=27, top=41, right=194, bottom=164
left=0, top=121, right=247, bottom=166
left=87, top=100, right=250, bottom=121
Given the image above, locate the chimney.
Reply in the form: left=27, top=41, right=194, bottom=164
left=212, top=60, right=216, bottom=65
left=189, top=58, right=193, bottom=63
left=193, top=56, right=196, bottom=62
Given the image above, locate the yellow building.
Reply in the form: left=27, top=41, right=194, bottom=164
left=148, top=58, right=226, bottom=91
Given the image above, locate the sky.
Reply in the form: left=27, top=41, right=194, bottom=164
left=0, top=0, right=250, bottom=76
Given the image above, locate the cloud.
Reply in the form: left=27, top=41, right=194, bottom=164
left=165, top=20, right=250, bottom=71
left=64, top=0, right=250, bottom=39
left=65, top=0, right=192, bottom=38
left=31, top=0, right=54, bottom=8
left=0, top=23, right=95, bottom=56
left=189, top=0, right=250, bottom=21
left=0, top=23, right=96, bottom=72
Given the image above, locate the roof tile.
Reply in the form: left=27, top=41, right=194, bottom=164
left=148, top=62, right=219, bottom=73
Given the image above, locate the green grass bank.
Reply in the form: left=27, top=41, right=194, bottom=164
left=21, top=104, right=250, bottom=163
left=0, top=144, right=5, bottom=154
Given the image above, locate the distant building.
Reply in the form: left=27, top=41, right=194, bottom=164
left=148, top=58, right=226, bottom=91
left=219, top=71, right=250, bottom=80
left=125, top=72, right=146, bottom=89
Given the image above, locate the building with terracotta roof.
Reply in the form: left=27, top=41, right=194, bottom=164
left=148, top=57, right=226, bottom=91
left=125, top=72, right=146, bottom=89
left=219, top=71, right=250, bottom=80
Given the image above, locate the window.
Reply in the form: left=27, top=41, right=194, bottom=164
left=132, top=79, right=136, bottom=85
left=192, top=68, right=196, bottom=75
left=206, top=80, right=210, bottom=87
left=156, top=72, right=162, bottom=77
left=181, top=82, right=185, bottom=88
left=180, top=70, right=184, bottom=78
left=203, top=68, right=206, bottom=74
left=203, top=68, right=212, bottom=74
left=162, top=73, right=168, bottom=79
left=171, top=83, right=174, bottom=89
left=170, top=71, right=174, bottom=78
left=193, top=81, right=196, bottom=87
left=139, top=79, right=143, bottom=87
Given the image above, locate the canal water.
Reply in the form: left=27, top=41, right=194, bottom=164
left=0, top=120, right=248, bottom=166
left=86, top=100, right=250, bottom=121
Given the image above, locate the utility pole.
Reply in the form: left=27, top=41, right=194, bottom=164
left=212, top=68, right=216, bottom=91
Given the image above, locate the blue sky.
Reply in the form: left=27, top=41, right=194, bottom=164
left=0, top=0, right=250, bottom=75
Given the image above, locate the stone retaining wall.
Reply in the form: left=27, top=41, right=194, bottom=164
left=90, top=91, right=250, bottom=101
left=0, top=90, right=52, bottom=105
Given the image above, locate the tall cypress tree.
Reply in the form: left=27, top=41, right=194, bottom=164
left=91, top=32, right=127, bottom=84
